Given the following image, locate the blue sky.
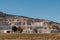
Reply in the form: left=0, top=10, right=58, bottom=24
left=0, top=0, right=60, bottom=22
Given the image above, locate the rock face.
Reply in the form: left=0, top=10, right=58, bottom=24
left=0, top=12, right=60, bottom=33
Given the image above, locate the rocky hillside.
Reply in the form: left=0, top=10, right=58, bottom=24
left=0, top=12, right=60, bottom=33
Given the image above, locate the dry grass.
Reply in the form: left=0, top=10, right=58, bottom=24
left=0, top=33, right=60, bottom=39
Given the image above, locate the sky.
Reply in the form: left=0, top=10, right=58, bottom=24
left=0, top=0, right=60, bottom=23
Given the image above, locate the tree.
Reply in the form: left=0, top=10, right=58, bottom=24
left=17, top=27, right=23, bottom=33
left=34, top=28, right=37, bottom=33
left=12, top=26, right=17, bottom=32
